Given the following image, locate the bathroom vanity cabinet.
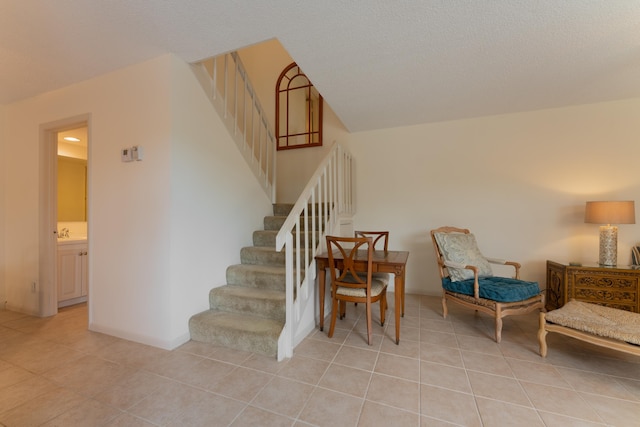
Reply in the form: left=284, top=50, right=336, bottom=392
left=57, top=240, right=88, bottom=307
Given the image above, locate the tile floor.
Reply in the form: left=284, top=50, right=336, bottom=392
left=1, top=294, right=639, bottom=426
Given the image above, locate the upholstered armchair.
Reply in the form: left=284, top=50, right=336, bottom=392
left=430, top=226, right=545, bottom=342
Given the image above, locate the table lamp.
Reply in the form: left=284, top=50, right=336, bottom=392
left=584, top=201, right=636, bottom=266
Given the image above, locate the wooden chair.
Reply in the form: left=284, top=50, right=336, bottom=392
left=430, top=226, right=545, bottom=342
left=326, top=235, right=388, bottom=345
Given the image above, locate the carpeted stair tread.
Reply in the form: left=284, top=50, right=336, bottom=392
left=240, top=246, right=286, bottom=266
left=226, top=264, right=285, bottom=291
left=188, top=310, right=282, bottom=356
left=253, top=229, right=319, bottom=247
left=209, top=285, right=285, bottom=321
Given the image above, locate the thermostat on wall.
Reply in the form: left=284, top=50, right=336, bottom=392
left=131, top=145, right=143, bottom=161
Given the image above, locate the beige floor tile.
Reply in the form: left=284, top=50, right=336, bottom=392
left=298, top=387, right=363, bottom=427
left=207, top=366, right=273, bottom=401
left=333, top=345, right=379, bottom=371
left=0, top=376, right=59, bottom=414
left=251, top=376, right=315, bottom=418
left=294, top=336, right=342, bottom=361
left=420, top=330, right=458, bottom=348
left=93, top=338, right=169, bottom=369
left=520, top=381, right=603, bottom=422
left=507, top=358, right=571, bottom=388
left=3, top=295, right=640, bottom=425
left=421, top=361, right=471, bottom=393
left=366, top=373, right=419, bottom=412
left=419, top=342, right=464, bottom=368
left=420, top=317, right=455, bottom=333
left=127, top=381, right=208, bottom=425
left=104, top=413, right=158, bottom=426
left=420, top=384, right=481, bottom=426
left=467, top=370, right=531, bottom=406
left=241, top=352, right=288, bottom=374
left=164, top=390, right=246, bottom=427
left=277, top=354, right=330, bottom=385
left=358, top=400, right=419, bottom=427
left=475, top=397, right=543, bottom=427
left=457, top=334, right=503, bottom=356
left=579, top=392, right=640, bottom=427
left=461, top=350, right=514, bottom=377
left=537, top=411, right=608, bottom=427
left=374, top=352, right=419, bottom=382
left=231, top=405, right=295, bottom=427
left=319, top=363, right=372, bottom=398
left=42, top=354, right=134, bottom=397
left=557, top=366, right=638, bottom=401
left=380, top=335, right=420, bottom=358
left=0, top=387, right=86, bottom=427
left=93, top=370, right=174, bottom=410
left=39, top=398, right=122, bottom=427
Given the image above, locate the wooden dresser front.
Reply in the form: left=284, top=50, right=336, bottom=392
left=546, top=260, right=640, bottom=313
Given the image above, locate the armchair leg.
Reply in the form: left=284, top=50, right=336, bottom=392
left=442, top=295, right=448, bottom=319
left=495, top=316, right=503, bottom=343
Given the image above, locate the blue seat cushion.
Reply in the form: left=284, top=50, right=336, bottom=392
left=442, top=276, right=540, bottom=303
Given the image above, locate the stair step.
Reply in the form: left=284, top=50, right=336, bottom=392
left=209, top=285, right=285, bottom=321
left=240, top=246, right=287, bottom=267
left=272, top=203, right=294, bottom=216
left=264, top=215, right=326, bottom=231
left=189, top=310, right=283, bottom=357
left=253, top=230, right=320, bottom=247
left=226, top=264, right=285, bottom=291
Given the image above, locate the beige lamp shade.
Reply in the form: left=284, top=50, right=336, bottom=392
left=585, top=201, right=636, bottom=225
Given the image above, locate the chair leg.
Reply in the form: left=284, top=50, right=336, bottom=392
left=366, top=302, right=373, bottom=345
left=328, top=297, right=339, bottom=338
left=380, top=294, right=386, bottom=327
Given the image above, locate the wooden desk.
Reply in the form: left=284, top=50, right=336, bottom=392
left=315, top=250, right=409, bottom=344
left=546, top=260, right=640, bottom=312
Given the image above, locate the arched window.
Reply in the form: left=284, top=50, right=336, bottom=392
left=276, top=62, right=323, bottom=150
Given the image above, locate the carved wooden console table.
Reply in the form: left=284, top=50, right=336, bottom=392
left=546, top=260, right=640, bottom=313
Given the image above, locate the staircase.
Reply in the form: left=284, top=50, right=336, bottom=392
left=188, top=203, right=296, bottom=357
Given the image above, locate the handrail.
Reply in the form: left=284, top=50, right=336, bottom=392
left=275, top=142, right=354, bottom=359
left=191, top=52, right=276, bottom=202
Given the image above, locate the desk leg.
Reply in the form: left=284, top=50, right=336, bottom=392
left=318, top=267, right=326, bottom=331
left=394, top=273, right=403, bottom=345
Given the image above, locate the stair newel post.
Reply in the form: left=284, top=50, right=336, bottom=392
left=282, top=231, right=295, bottom=359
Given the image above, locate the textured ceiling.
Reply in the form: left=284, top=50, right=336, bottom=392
left=2, top=1, right=639, bottom=132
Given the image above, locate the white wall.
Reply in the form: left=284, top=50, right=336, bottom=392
left=168, top=58, right=271, bottom=341
left=3, top=54, right=271, bottom=348
left=347, top=98, right=640, bottom=296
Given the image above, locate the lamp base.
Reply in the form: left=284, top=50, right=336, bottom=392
left=599, top=225, right=618, bottom=266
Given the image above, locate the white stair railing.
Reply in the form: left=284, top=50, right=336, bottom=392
left=275, top=142, right=354, bottom=359
left=191, top=52, right=276, bottom=202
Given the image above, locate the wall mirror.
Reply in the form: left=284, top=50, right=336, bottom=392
left=276, top=62, right=323, bottom=150
left=57, top=127, right=88, bottom=221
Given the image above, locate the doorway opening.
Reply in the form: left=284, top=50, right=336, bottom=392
left=39, top=115, right=91, bottom=317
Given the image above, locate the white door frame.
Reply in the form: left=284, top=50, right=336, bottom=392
left=39, top=114, right=91, bottom=317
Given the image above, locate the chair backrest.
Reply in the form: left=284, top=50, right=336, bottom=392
left=354, top=230, right=388, bottom=251
left=326, top=235, right=374, bottom=293
left=430, top=226, right=472, bottom=280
